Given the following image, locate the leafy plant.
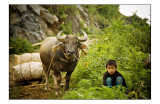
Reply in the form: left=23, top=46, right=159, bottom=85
left=59, top=20, right=73, bottom=34
left=9, top=37, right=34, bottom=54
left=62, top=86, right=127, bottom=99
left=63, top=16, right=150, bottom=99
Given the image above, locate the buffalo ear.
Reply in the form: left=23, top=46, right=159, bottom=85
left=52, top=42, right=64, bottom=52
left=79, top=43, right=88, bottom=55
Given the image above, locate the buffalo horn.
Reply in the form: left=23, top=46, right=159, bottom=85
left=78, top=29, right=88, bottom=42
left=57, top=30, right=66, bottom=42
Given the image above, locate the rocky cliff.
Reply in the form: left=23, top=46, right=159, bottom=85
left=9, top=5, right=95, bottom=44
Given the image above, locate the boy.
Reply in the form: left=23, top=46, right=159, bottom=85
left=103, top=59, right=126, bottom=88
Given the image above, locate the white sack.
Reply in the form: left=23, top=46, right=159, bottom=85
left=13, top=62, right=44, bottom=82
left=14, top=53, right=41, bottom=65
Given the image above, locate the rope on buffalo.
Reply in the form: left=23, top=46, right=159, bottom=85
left=63, top=50, right=71, bottom=60
left=72, top=53, right=80, bottom=61
left=62, top=50, right=81, bottom=61
left=48, top=50, right=56, bottom=75
left=41, top=49, right=82, bottom=84
left=40, top=50, right=56, bottom=84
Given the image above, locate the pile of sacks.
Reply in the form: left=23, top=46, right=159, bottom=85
left=12, top=53, right=44, bottom=82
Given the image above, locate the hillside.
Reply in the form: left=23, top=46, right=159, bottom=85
left=9, top=5, right=151, bottom=99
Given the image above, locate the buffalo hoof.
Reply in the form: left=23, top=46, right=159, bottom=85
left=55, top=92, right=59, bottom=95
left=55, top=91, right=62, bottom=95
left=44, top=87, right=51, bottom=91
left=64, top=90, right=69, bottom=94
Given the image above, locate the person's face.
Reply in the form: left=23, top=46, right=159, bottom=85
left=107, top=65, right=117, bottom=74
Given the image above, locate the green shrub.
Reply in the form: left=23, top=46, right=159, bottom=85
left=76, top=79, right=92, bottom=89
left=9, top=37, right=34, bottom=54
left=59, top=21, right=73, bottom=34
left=62, top=86, right=127, bottom=99
left=65, top=16, right=151, bottom=99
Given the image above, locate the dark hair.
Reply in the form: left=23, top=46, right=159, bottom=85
left=106, top=59, right=117, bottom=69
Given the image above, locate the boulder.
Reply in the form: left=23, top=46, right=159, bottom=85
left=10, top=12, right=22, bottom=25
left=11, top=5, right=27, bottom=13
left=40, top=9, right=59, bottom=24
left=21, top=12, right=40, bottom=32
left=30, top=5, right=59, bottom=24
left=12, top=26, right=46, bottom=44
left=77, top=5, right=90, bottom=26
left=16, top=5, right=27, bottom=12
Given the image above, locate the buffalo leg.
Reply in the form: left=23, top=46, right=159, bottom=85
left=52, top=72, right=57, bottom=86
left=53, top=72, right=62, bottom=95
left=42, top=64, right=50, bottom=91
left=45, top=73, right=50, bottom=91
left=65, top=72, right=72, bottom=91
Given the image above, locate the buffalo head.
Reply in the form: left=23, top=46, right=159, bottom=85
left=56, top=29, right=88, bottom=58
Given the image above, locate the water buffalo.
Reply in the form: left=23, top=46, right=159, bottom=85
left=39, top=29, right=88, bottom=95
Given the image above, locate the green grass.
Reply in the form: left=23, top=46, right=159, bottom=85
left=61, top=18, right=151, bottom=99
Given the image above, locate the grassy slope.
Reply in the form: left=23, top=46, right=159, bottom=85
left=62, top=18, right=151, bottom=99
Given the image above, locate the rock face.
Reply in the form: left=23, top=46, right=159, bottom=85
left=30, top=5, right=59, bottom=24
left=77, top=5, right=90, bottom=26
left=9, top=5, right=59, bottom=44
left=9, top=5, right=96, bottom=44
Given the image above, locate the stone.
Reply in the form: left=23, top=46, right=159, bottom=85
left=17, top=5, right=27, bottom=12
left=40, top=9, right=59, bottom=24
left=30, top=5, right=59, bottom=24
left=11, top=5, right=27, bottom=13
left=30, top=5, right=41, bottom=15
left=21, top=12, right=40, bottom=32
left=12, top=26, right=46, bottom=44
left=36, top=16, right=48, bottom=34
left=10, top=12, right=22, bottom=25
left=77, top=5, right=90, bottom=26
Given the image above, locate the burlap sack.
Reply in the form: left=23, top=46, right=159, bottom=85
left=14, top=53, right=41, bottom=65
left=13, top=62, right=44, bottom=82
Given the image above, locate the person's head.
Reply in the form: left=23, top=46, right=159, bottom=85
left=106, top=59, right=117, bottom=74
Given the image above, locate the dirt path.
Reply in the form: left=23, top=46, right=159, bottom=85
left=9, top=83, right=64, bottom=99
left=9, top=55, right=64, bottom=99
